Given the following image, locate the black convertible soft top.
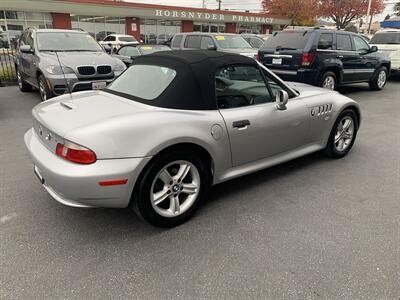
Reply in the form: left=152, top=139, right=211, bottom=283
left=130, top=50, right=258, bottom=110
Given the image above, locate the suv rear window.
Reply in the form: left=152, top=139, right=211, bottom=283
left=370, top=32, right=400, bottom=44
left=263, top=31, right=311, bottom=49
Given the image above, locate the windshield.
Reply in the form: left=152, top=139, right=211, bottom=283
left=370, top=32, right=400, bottom=44
left=138, top=45, right=171, bottom=54
left=106, top=65, right=176, bottom=100
left=263, top=31, right=311, bottom=49
left=119, top=36, right=137, bottom=42
left=37, top=32, right=103, bottom=51
left=214, top=35, right=252, bottom=49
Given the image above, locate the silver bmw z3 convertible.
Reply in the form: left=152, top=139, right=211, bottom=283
left=24, top=50, right=361, bottom=227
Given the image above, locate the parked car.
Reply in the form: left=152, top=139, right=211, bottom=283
left=113, top=44, right=171, bottom=66
left=257, top=29, right=391, bottom=90
left=95, top=31, right=116, bottom=41
left=171, top=32, right=257, bottom=58
left=369, top=29, right=400, bottom=74
left=99, top=34, right=139, bottom=53
left=15, top=28, right=126, bottom=101
left=156, top=34, right=172, bottom=45
left=24, top=50, right=361, bottom=227
left=241, top=33, right=265, bottom=49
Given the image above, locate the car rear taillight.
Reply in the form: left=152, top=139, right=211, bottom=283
left=301, top=52, right=315, bottom=67
left=256, top=52, right=261, bottom=61
left=56, top=141, right=97, bottom=164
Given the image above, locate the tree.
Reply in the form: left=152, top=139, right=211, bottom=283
left=262, top=0, right=318, bottom=26
left=318, top=0, right=384, bottom=29
left=394, top=2, right=400, bottom=16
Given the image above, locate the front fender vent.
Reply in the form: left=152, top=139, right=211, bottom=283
left=311, top=104, right=333, bottom=117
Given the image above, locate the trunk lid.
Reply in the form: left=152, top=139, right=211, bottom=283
left=32, top=90, right=154, bottom=137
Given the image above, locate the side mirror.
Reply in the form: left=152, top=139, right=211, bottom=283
left=103, top=45, right=111, bottom=54
left=276, top=90, right=289, bottom=110
left=20, top=45, right=33, bottom=54
left=370, top=45, right=378, bottom=53
left=207, top=44, right=217, bottom=51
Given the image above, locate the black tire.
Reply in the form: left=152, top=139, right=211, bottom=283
left=369, top=66, right=388, bottom=91
left=319, top=71, right=337, bottom=90
left=132, top=151, right=209, bottom=227
left=325, top=109, right=358, bottom=159
left=17, top=68, right=32, bottom=92
left=38, top=74, right=54, bottom=101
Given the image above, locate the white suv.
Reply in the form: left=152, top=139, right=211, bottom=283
left=370, top=29, right=400, bottom=74
left=99, top=34, right=139, bottom=53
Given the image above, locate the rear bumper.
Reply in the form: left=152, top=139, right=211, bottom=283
left=24, top=128, right=151, bottom=208
left=268, top=68, right=321, bottom=85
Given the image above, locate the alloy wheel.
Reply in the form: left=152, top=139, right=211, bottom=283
left=39, top=79, right=47, bottom=101
left=334, top=116, right=355, bottom=152
left=323, top=76, right=335, bottom=90
left=17, top=70, right=22, bottom=89
left=150, top=160, right=200, bottom=218
left=377, top=70, right=386, bottom=89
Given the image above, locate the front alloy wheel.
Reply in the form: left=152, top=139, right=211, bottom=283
left=133, top=151, right=208, bottom=227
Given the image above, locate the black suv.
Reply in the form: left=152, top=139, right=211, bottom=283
left=258, top=29, right=391, bottom=90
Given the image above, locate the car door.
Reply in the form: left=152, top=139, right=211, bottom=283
left=352, top=35, right=378, bottom=80
left=216, top=64, right=310, bottom=166
left=336, top=33, right=360, bottom=82
left=23, top=31, right=36, bottom=83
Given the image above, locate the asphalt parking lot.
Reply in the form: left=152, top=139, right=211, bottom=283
left=1, top=80, right=399, bottom=299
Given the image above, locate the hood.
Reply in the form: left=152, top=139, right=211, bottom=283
left=220, top=48, right=258, bottom=58
left=39, top=51, right=123, bottom=69
left=32, top=90, right=155, bottom=137
left=287, top=81, right=334, bottom=97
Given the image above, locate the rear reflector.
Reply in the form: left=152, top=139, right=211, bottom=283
left=98, top=179, right=128, bottom=186
left=56, top=141, right=97, bottom=164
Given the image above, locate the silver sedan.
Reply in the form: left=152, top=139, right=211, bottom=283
left=24, top=50, right=361, bottom=227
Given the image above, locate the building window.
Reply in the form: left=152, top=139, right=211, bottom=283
left=140, top=19, right=181, bottom=44
left=236, top=23, right=262, bottom=34
left=194, top=22, right=225, bottom=33
left=0, top=10, right=52, bottom=49
left=71, top=15, right=126, bottom=41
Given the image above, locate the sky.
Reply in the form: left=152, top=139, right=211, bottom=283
left=123, top=0, right=264, bottom=12
left=123, top=0, right=395, bottom=21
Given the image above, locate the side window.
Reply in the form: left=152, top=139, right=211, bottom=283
left=215, top=65, right=273, bottom=109
left=172, top=35, right=183, bottom=48
left=200, top=36, right=215, bottom=49
left=318, top=33, right=333, bottom=50
left=26, top=32, right=34, bottom=49
left=103, top=36, right=110, bottom=41
left=353, top=36, right=370, bottom=54
left=124, top=46, right=140, bottom=57
left=108, top=36, right=116, bottom=42
left=336, top=34, right=352, bottom=51
left=184, top=35, right=201, bottom=49
left=19, top=32, right=27, bottom=47
left=249, top=38, right=263, bottom=48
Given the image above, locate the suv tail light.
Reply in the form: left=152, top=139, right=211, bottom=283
left=256, top=52, right=261, bottom=61
left=301, top=52, right=315, bottom=67
left=56, top=141, right=97, bottom=164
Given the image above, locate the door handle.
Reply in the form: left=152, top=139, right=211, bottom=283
left=232, top=120, right=250, bottom=129
left=337, top=55, right=344, bottom=58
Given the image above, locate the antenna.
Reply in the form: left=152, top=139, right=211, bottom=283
left=54, top=50, right=73, bottom=99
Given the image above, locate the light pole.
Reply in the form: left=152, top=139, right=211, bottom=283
left=366, top=0, right=372, bottom=33
left=217, top=0, right=222, bottom=10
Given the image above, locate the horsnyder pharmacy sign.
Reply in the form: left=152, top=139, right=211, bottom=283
left=154, top=9, right=288, bottom=25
